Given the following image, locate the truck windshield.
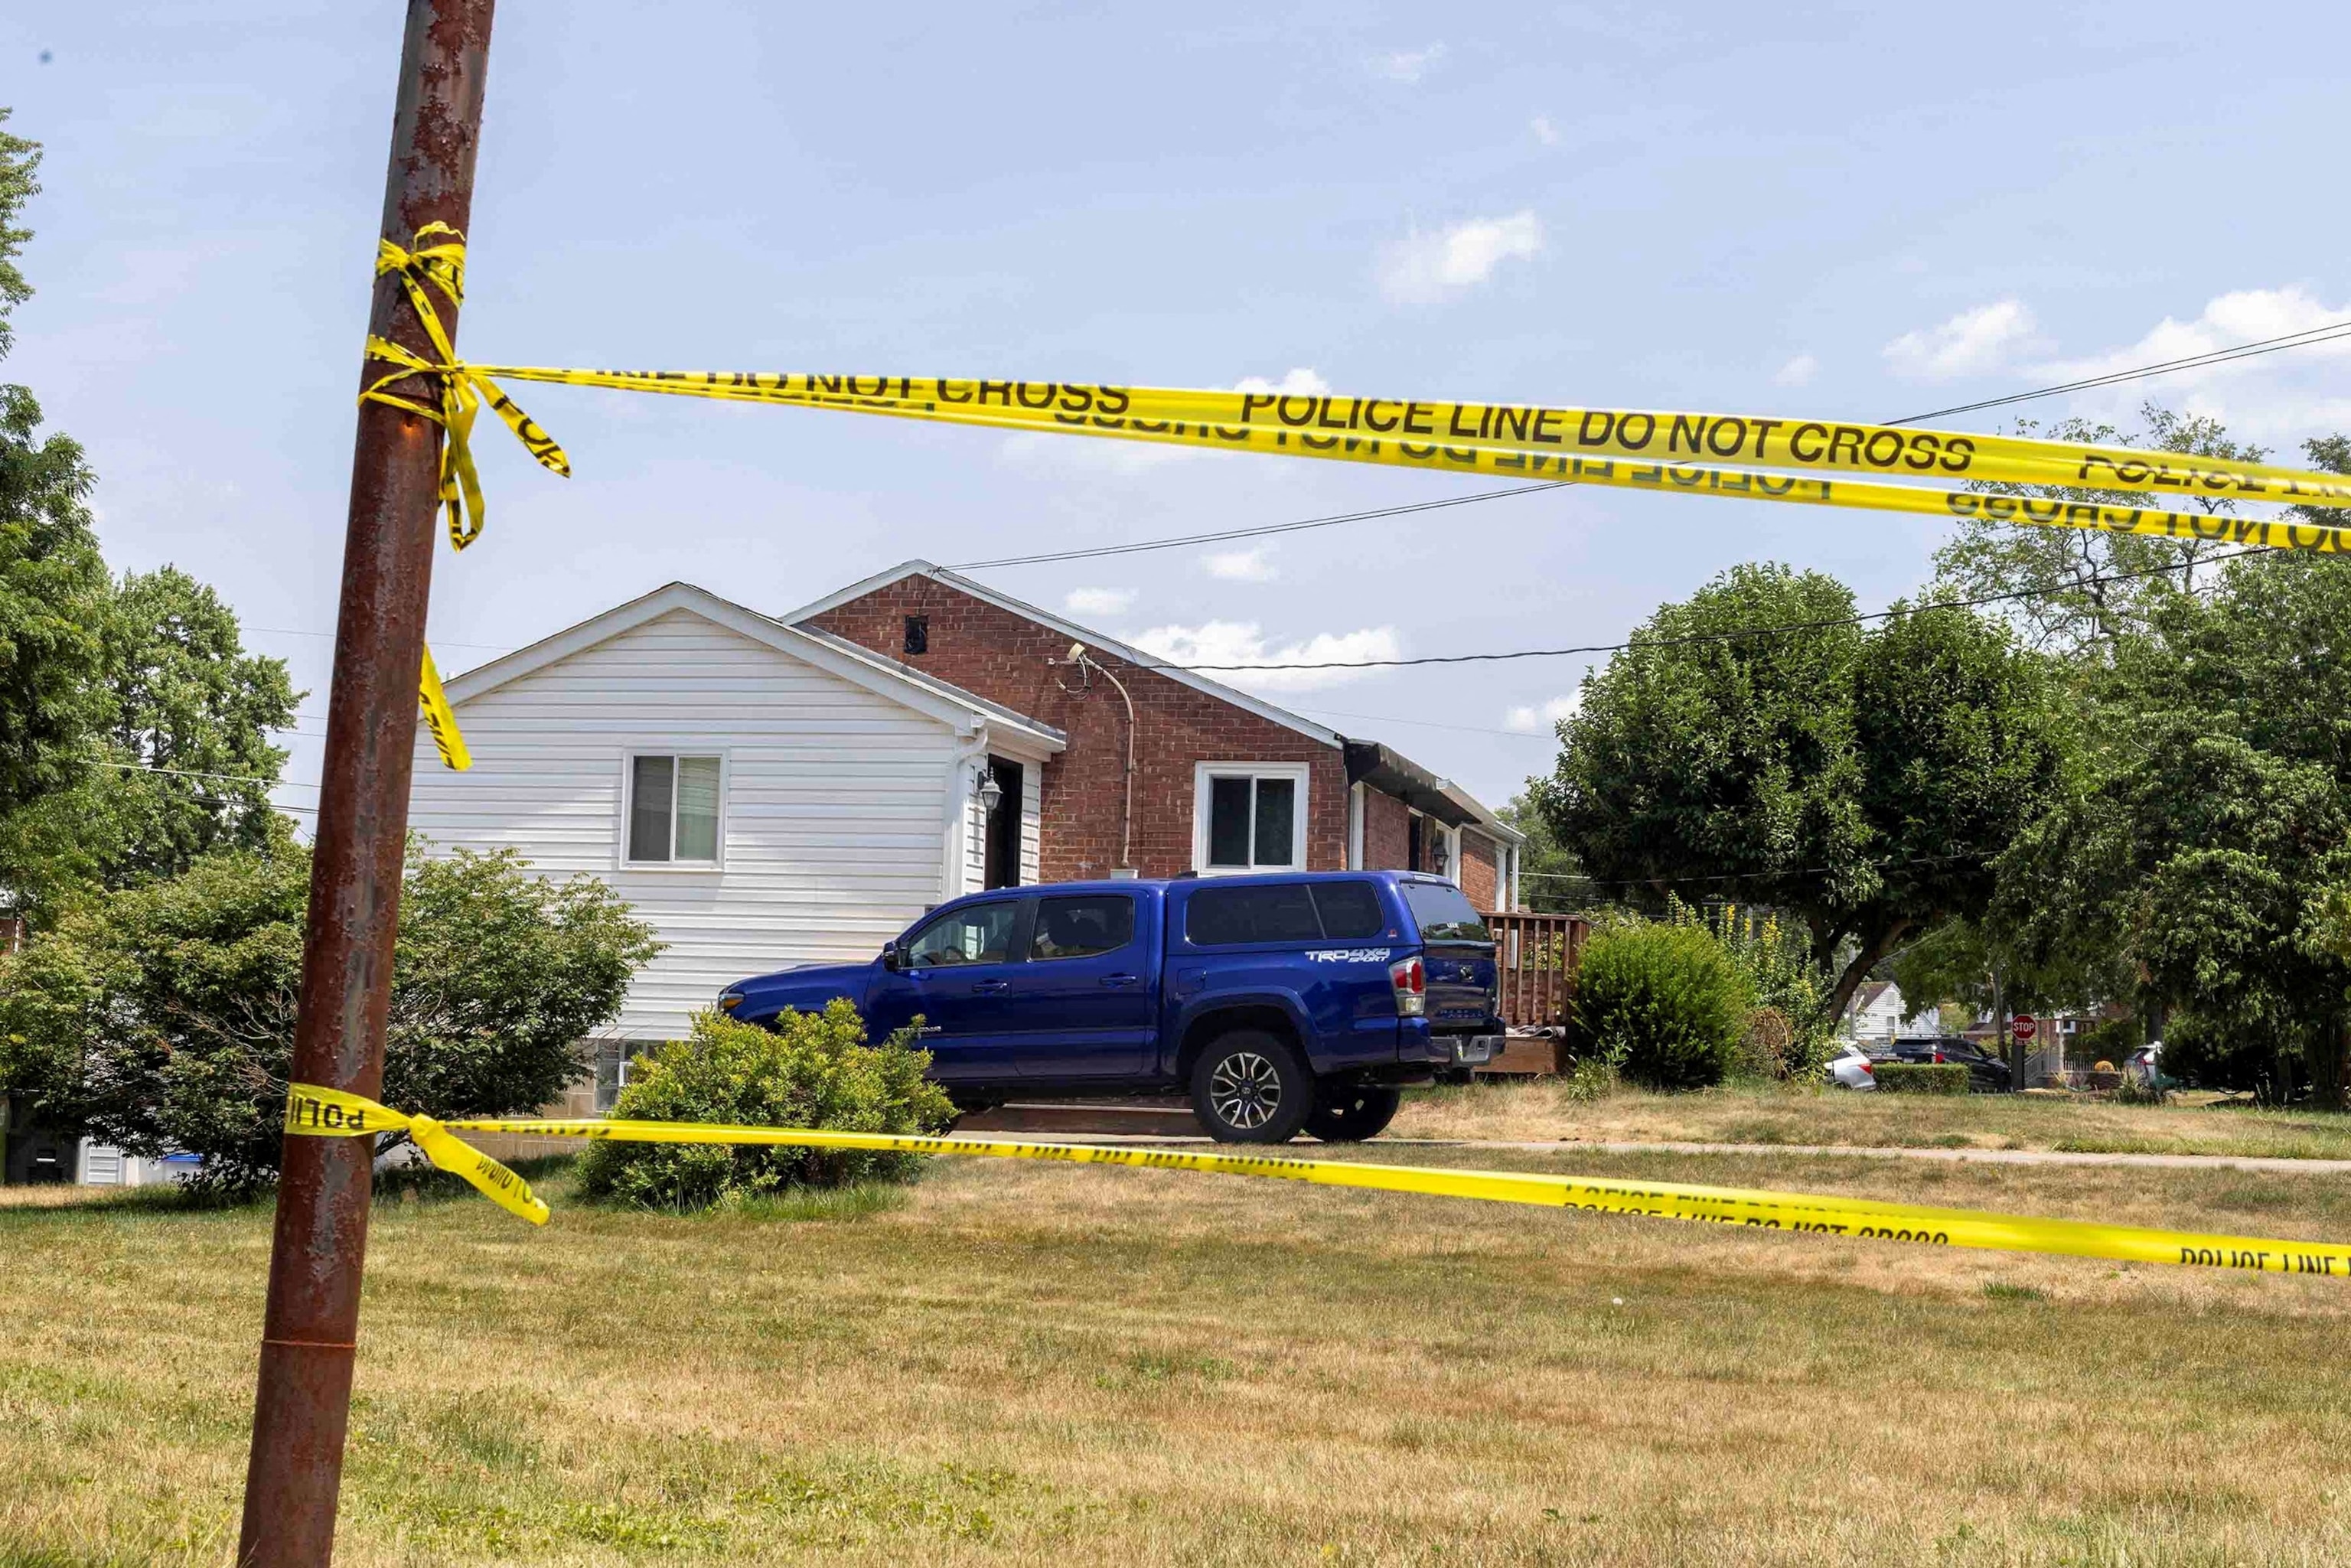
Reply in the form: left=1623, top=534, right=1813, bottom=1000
left=1400, top=882, right=1490, bottom=944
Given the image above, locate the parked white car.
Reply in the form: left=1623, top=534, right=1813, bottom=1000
left=1827, top=1040, right=1877, bottom=1090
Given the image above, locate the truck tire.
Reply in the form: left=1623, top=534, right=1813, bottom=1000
left=1190, top=1030, right=1312, bottom=1144
left=1303, top=1084, right=1402, bottom=1143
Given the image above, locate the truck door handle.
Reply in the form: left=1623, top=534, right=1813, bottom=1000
left=1100, top=973, right=1141, bottom=988
left=970, top=979, right=1010, bottom=993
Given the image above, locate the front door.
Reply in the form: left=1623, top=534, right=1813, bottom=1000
left=1005, top=891, right=1155, bottom=1079
left=863, top=898, right=1028, bottom=1085
left=983, top=756, right=1022, bottom=889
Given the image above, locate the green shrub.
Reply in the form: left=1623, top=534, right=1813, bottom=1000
left=1567, top=921, right=1749, bottom=1090
left=0, top=843, right=659, bottom=1192
left=1873, top=1063, right=1968, bottom=1095
left=1669, top=899, right=1838, bottom=1077
left=577, top=1002, right=955, bottom=1210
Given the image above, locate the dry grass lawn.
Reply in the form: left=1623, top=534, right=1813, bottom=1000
left=7, top=1144, right=2351, bottom=1566
left=1396, top=1078, right=2351, bottom=1159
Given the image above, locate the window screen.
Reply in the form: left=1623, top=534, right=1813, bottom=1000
left=628, top=755, right=722, bottom=862
left=1311, top=881, right=1386, bottom=940
left=1185, top=882, right=1323, bottom=946
left=1204, top=771, right=1300, bottom=869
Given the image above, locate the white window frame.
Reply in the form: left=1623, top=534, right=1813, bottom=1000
left=1192, top=761, right=1311, bottom=875
left=618, top=750, right=730, bottom=870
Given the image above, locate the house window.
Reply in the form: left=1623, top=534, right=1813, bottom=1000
left=1193, top=762, right=1309, bottom=872
left=903, top=614, right=928, bottom=656
left=627, top=754, right=722, bottom=863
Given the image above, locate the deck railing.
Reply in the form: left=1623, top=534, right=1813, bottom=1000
left=1485, top=911, right=1588, bottom=1028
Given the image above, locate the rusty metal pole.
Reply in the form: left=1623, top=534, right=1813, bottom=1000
left=236, top=3, right=495, bottom=1563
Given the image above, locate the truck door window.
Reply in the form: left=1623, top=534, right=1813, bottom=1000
left=1030, top=895, right=1136, bottom=960
left=1311, top=881, right=1386, bottom=939
left=1185, top=883, right=1322, bottom=945
left=905, top=901, right=1019, bottom=967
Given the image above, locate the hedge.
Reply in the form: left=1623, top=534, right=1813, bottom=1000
left=1873, top=1062, right=1970, bottom=1095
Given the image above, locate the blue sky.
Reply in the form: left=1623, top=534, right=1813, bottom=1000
left=6, top=2, right=2350, bottom=816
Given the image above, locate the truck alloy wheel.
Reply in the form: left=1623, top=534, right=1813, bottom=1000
left=1190, top=1030, right=1310, bottom=1143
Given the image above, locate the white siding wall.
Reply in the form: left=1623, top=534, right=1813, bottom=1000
left=408, top=609, right=967, bottom=1039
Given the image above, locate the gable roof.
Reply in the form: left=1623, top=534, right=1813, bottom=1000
left=442, top=580, right=1065, bottom=751
left=782, top=559, right=1344, bottom=748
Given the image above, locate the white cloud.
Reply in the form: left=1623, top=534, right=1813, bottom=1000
left=1377, top=210, right=1544, bottom=305
left=1530, top=114, right=1559, bottom=145
left=1063, top=587, right=1135, bottom=617
left=1369, top=43, right=1444, bottom=82
left=1882, top=299, right=2039, bottom=382
left=1504, top=694, right=1580, bottom=732
left=1130, top=621, right=1404, bottom=693
left=1202, top=546, right=1277, bottom=582
left=1233, top=367, right=1332, bottom=396
left=1772, top=353, right=1818, bottom=388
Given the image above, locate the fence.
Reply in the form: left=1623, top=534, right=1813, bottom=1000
left=1486, top=911, right=1587, bottom=1029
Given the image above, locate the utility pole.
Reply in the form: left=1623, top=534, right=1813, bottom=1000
left=236, top=4, right=495, bottom=1563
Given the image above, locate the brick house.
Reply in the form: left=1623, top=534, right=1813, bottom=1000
left=788, top=561, right=1524, bottom=901
left=407, top=562, right=1521, bottom=1046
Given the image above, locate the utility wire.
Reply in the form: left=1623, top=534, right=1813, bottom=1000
left=1891, top=319, right=2351, bottom=425
left=947, top=485, right=1559, bottom=571
left=1154, top=545, right=2269, bottom=673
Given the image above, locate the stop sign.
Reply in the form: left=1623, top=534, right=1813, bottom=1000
left=2012, top=1014, right=2038, bottom=1042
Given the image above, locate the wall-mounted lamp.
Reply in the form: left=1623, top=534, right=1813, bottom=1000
left=974, top=765, right=1004, bottom=817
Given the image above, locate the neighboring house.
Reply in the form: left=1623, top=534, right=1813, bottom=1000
left=406, top=564, right=1522, bottom=1071
left=1841, top=980, right=1906, bottom=1041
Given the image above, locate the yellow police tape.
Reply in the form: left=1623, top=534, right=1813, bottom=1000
left=485, top=378, right=2351, bottom=555
left=349, top=225, right=2351, bottom=582
left=417, top=645, right=470, bottom=772
left=473, top=367, right=2351, bottom=508
left=288, top=1083, right=2351, bottom=1276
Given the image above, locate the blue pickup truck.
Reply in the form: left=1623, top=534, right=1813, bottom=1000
left=719, top=870, right=1503, bottom=1144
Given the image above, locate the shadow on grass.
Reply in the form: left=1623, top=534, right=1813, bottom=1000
left=605, top=1182, right=915, bottom=1224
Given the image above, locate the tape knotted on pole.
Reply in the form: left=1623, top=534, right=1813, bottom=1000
left=285, top=1082, right=548, bottom=1224
left=359, top=222, right=571, bottom=554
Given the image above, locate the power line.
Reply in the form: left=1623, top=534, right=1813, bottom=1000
left=947, top=484, right=1559, bottom=571
left=1151, top=544, right=2268, bottom=673
left=1892, top=319, right=2351, bottom=425
left=84, top=757, right=323, bottom=791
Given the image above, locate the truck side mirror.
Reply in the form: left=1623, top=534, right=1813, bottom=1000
left=880, top=940, right=903, bottom=973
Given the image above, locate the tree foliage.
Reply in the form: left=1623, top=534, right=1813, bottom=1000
left=1933, top=405, right=2265, bottom=657
left=1999, top=538, right=2351, bottom=1102
left=1534, top=563, right=2064, bottom=1021
left=0, top=843, right=661, bottom=1190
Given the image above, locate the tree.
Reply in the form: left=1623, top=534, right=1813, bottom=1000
left=0, top=119, right=297, bottom=922
left=0, top=114, right=113, bottom=897
left=0, top=842, right=663, bottom=1190
left=88, top=566, right=299, bottom=884
left=2000, top=539, right=2351, bottom=1105
left=1535, top=564, right=2065, bottom=1021
left=1495, top=790, right=1591, bottom=913
left=1933, top=404, right=2265, bottom=658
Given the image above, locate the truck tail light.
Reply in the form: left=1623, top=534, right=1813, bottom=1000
left=1388, top=955, right=1426, bottom=1018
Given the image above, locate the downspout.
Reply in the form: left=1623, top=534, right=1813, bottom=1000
left=1058, top=645, right=1137, bottom=876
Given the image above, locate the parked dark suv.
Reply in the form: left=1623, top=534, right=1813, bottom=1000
left=1870, top=1035, right=2012, bottom=1093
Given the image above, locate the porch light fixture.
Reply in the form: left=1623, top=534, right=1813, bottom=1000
left=974, top=766, right=1004, bottom=817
